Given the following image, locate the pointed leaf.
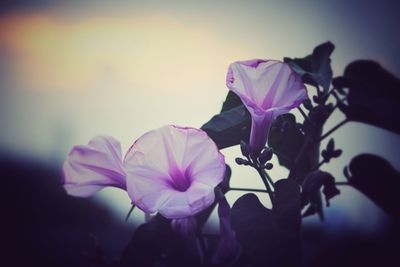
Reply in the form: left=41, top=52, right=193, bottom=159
left=345, top=154, right=400, bottom=222
left=221, top=91, right=243, bottom=112
left=231, top=179, right=301, bottom=267
left=333, top=60, right=400, bottom=134
left=302, top=170, right=340, bottom=207
left=268, top=113, right=306, bottom=170
left=327, top=138, right=335, bottom=152
left=201, top=105, right=251, bottom=149
left=284, top=42, right=335, bottom=92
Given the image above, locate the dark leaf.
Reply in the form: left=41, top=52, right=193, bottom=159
left=221, top=91, right=243, bottom=112
left=284, top=41, right=335, bottom=92
left=333, top=60, right=400, bottom=134
left=302, top=193, right=325, bottom=221
left=231, top=179, right=301, bottom=267
left=120, top=215, right=203, bottom=267
left=201, top=105, right=251, bottom=149
left=321, top=150, right=328, bottom=161
left=345, top=154, right=400, bottom=223
left=274, top=179, right=302, bottom=236
left=327, top=138, right=335, bottom=152
left=332, top=149, right=342, bottom=158
left=119, top=215, right=169, bottom=267
left=302, top=170, right=340, bottom=207
left=240, top=140, right=250, bottom=157
left=212, top=193, right=241, bottom=266
left=268, top=113, right=305, bottom=169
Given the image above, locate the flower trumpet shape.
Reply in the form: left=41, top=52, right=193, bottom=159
left=124, top=125, right=226, bottom=219
left=62, top=125, right=226, bottom=220
left=62, top=135, right=126, bottom=197
left=227, top=59, right=307, bottom=154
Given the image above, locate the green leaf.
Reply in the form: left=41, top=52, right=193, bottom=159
left=231, top=179, right=301, bottom=267
left=201, top=105, right=250, bottom=149
left=284, top=42, right=335, bottom=93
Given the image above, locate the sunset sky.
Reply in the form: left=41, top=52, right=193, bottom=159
left=1, top=0, right=399, bottom=231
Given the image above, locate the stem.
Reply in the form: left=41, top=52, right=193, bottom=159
left=314, top=85, right=321, bottom=96
left=125, top=204, right=135, bottom=222
left=331, top=90, right=349, bottom=106
left=327, top=87, right=336, bottom=96
left=319, top=119, right=348, bottom=141
left=229, top=187, right=268, bottom=193
left=298, top=106, right=309, bottom=121
left=256, top=168, right=274, bottom=205
left=335, top=181, right=350, bottom=186
left=315, top=160, right=326, bottom=169
left=263, top=170, right=275, bottom=187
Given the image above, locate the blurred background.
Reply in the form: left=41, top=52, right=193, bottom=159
left=1, top=0, right=399, bottom=266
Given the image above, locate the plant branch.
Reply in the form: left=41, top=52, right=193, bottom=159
left=319, top=119, right=348, bottom=141
left=256, top=167, right=274, bottom=205
left=298, top=106, right=309, bottom=122
left=335, top=181, right=350, bottom=186
left=229, top=187, right=268, bottom=193
left=315, top=159, right=326, bottom=169
left=263, top=170, right=275, bottom=187
left=125, top=204, right=135, bottom=222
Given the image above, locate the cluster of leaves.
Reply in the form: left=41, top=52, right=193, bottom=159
left=116, top=42, right=400, bottom=267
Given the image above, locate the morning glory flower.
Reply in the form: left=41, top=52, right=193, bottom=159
left=62, top=136, right=126, bottom=197
left=124, top=125, right=226, bottom=219
left=227, top=59, right=307, bottom=154
left=62, top=126, right=225, bottom=223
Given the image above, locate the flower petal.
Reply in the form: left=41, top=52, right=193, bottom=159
left=226, top=59, right=307, bottom=153
left=125, top=125, right=225, bottom=219
left=62, top=136, right=126, bottom=197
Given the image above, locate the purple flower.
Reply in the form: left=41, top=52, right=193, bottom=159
left=62, top=135, right=126, bottom=197
left=62, top=126, right=226, bottom=221
left=124, top=125, right=226, bottom=219
left=227, top=59, right=307, bottom=154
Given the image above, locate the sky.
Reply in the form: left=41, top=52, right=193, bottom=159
left=1, top=0, right=399, bottom=233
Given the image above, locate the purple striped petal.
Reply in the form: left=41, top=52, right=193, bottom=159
left=227, top=59, right=307, bottom=153
left=124, top=125, right=226, bottom=219
left=62, top=136, right=126, bottom=197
